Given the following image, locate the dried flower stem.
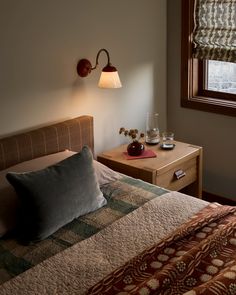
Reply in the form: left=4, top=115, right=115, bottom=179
left=119, top=127, right=144, bottom=141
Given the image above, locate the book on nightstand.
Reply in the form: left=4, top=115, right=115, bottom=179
left=123, top=149, right=157, bottom=160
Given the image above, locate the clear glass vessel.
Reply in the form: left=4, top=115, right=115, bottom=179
left=145, top=113, right=160, bottom=145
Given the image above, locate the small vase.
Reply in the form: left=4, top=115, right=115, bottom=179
left=127, top=140, right=145, bottom=156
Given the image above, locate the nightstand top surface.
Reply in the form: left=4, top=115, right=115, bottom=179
left=97, top=141, right=201, bottom=173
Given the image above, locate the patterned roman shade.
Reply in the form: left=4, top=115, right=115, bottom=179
left=193, top=0, right=236, bottom=62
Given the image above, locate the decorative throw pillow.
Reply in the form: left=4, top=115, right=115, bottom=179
left=0, top=150, right=120, bottom=238
left=0, top=150, right=77, bottom=237
left=6, top=146, right=107, bottom=242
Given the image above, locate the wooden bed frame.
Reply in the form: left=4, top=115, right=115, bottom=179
left=0, top=116, right=94, bottom=171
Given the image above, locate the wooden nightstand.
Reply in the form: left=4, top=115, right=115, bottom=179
left=97, top=141, right=203, bottom=198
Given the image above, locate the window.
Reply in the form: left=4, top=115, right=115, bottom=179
left=181, top=0, right=236, bottom=116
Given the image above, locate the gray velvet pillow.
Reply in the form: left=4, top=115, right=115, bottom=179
left=6, top=146, right=107, bottom=242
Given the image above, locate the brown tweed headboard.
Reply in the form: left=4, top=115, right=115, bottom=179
left=0, top=116, right=94, bottom=171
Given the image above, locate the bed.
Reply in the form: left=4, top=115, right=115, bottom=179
left=0, top=116, right=236, bottom=295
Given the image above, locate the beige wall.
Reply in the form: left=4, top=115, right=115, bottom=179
left=1, top=0, right=235, bottom=199
left=0, top=0, right=167, bottom=155
left=167, top=0, right=236, bottom=199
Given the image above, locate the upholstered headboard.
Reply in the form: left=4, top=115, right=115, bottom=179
left=0, top=116, right=94, bottom=171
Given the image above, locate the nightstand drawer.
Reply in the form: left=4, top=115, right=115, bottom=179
left=155, top=157, right=197, bottom=191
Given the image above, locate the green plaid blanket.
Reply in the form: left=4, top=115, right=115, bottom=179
left=0, top=176, right=168, bottom=285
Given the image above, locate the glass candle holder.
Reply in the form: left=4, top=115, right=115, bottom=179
left=145, top=113, right=160, bottom=145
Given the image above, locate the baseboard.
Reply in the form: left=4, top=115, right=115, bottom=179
left=202, top=191, right=236, bottom=206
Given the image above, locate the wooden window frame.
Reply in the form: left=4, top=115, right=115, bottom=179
left=181, top=0, right=236, bottom=117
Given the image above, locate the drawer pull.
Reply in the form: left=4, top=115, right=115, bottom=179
left=174, top=169, right=186, bottom=180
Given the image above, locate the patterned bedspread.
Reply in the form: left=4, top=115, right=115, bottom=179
left=89, top=203, right=236, bottom=295
left=0, top=176, right=168, bottom=285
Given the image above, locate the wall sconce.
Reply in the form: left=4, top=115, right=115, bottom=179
left=77, top=48, right=122, bottom=89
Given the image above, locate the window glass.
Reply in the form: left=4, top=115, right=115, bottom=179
left=207, top=61, right=236, bottom=94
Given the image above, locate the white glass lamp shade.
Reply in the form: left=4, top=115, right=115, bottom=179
left=77, top=49, right=122, bottom=89
left=98, top=70, right=122, bottom=89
